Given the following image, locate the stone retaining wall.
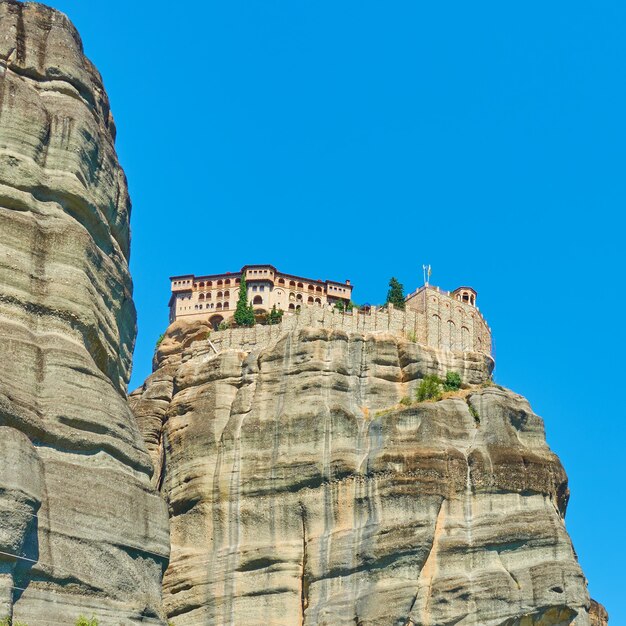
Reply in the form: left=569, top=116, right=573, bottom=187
left=208, top=301, right=492, bottom=356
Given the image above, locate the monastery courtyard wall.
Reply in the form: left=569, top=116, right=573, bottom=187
left=203, top=291, right=492, bottom=357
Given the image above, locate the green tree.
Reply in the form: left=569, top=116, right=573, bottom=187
left=267, top=305, right=284, bottom=325
left=416, top=375, right=442, bottom=402
left=443, top=371, right=462, bottom=391
left=334, top=300, right=345, bottom=312
left=386, top=277, right=405, bottom=310
left=234, top=276, right=255, bottom=326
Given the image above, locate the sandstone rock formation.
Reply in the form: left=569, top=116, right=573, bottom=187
left=131, top=319, right=606, bottom=625
left=589, top=600, right=609, bottom=626
left=0, top=1, right=169, bottom=623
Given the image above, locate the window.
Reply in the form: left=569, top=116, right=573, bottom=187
left=253, top=295, right=263, bottom=305
left=252, top=286, right=257, bottom=291
left=278, top=278, right=285, bottom=285
left=315, top=298, right=321, bottom=304
left=289, top=280, right=296, bottom=287
left=199, top=282, right=205, bottom=287
left=308, top=296, right=314, bottom=303
left=260, top=286, right=264, bottom=292
left=216, top=303, right=222, bottom=309
left=207, top=281, right=212, bottom=287
left=316, top=286, right=322, bottom=292
left=223, top=302, right=229, bottom=309
left=224, top=290, right=229, bottom=297
left=217, top=279, right=223, bottom=286
left=225, top=279, right=231, bottom=285
left=296, top=294, right=303, bottom=301
left=217, top=291, right=223, bottom=298
left=289, top=303, right=295, bottom=310
left=209, top=315, right=224, bottom=330
left=199, top=293, right=205, bottom=300
left=297, top=282, right=304, bottom=289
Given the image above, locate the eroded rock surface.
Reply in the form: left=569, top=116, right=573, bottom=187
left=0, top=1, right=169, bottom=622
left=131, top=320, right=605, bottom=625
left=589, top=600, right=609, bottom=626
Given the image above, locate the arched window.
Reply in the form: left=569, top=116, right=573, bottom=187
left=289, top=292, right=296, bottom=301
left=217, top=291, right=223, bottom=298
left=209, top=315, right=223, bottom=330
left=289, top=280, right=296, bottom=287
left=316, top=286, right=322, bottom=292
left=428, top=314, right=441, bottom=348
left=253, top=295, right=263, bottom=305
left=225, top=279, right=231, bottom=285
left=217, top=279, right=223, bottom=286
left=296, top=304, right=301, bottom=310
left=216, top=302, right=222, bottom=309
left=308, top=285, right=314, bottom=291
left=278, top=278, right=285, bottom=285
left=297, top=282, right=304, bottom=289
left=462, top=326, right=470, bottom=351
left=199, top=304, right=203, bottom=309
left=296, top=294, right=303, bottom=301
left=206, top=292, right=212, bottom=299
left=308, top=296, right=314, bottom=303
left=199, top=293, right=205, bottom=300
left=289, top=303, right=295, bottom=310
left=223, top=302, right=229, bottom=310
left=315, top=298, right=321, bottom=304
left=448, top=319, right=456, bottom=350
left=207, top=281, right=212, bottom=287
left=199, top=282, right=205, bottom=288
left=224, top=290, right=230, bottom=298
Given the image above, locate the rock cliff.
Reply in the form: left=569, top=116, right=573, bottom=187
left=0, top=2, right=607, bottom=624
left=131, top=319, right=606, bottom=626
left=0, top=1, right=169, bottom=623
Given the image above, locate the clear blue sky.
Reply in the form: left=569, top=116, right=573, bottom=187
left=51, top=1, right=624, bottom=620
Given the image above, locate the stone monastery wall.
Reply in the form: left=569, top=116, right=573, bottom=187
left=207, top=293, right=492, bottom=357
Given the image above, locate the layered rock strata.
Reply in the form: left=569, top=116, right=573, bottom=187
left=0, top=1, right=169, bottom=623
left=131, top=319, right=605, bottom=625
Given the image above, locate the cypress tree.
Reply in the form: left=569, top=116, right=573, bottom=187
left=234, top=276, right=255, bottom=326
left=386, top=277, right=405, bottom=310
